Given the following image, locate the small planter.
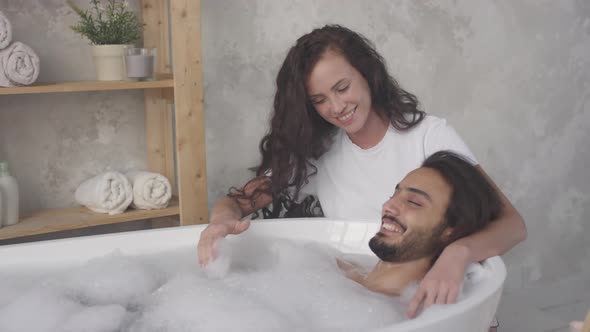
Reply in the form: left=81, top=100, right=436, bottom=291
left=92, top=44, right=129, bottom=81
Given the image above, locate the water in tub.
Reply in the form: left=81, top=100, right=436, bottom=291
left=0, top=234, right=473, bottom=331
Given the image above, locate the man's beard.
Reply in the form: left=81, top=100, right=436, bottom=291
left=368, top=222, right=447, bottom=263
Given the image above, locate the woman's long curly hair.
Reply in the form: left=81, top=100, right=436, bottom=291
left=231, top=25, right=425, bottom=217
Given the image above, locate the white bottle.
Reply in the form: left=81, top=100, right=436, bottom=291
left=0, top=161, right=19, bottom=226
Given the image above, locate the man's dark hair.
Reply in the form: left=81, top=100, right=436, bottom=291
left=422, top=151, right=503, bottom=242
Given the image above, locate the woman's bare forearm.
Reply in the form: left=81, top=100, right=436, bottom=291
left=209, top=196, right=244, bottom=224
left=451, top=203, right=526, bottom=264
left=210, top=176, right=274, bottom=224
left=449, top=165, right=527, bottom=263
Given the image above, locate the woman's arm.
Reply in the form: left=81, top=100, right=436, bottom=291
left=451, top=165, right=527, bottom=262
left=198, top=176, right=274, bottom=266
left=210, top=176, right=274, bottom=224
left=407, top=165, right=526, bottom=318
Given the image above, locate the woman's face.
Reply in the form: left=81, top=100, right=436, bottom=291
left=306, top=50, right=375, bottom=136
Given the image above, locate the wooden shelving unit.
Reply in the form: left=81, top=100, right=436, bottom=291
left=0, top=79, right=174, bottom=95
left=0, top=0, right=208, bottom=241
left=0, top=198, right=180, bottom=240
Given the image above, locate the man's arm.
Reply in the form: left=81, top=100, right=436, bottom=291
left=336, top=258, right=367, bottom=285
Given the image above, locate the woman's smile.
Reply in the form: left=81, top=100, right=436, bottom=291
left=336, top=106, right=357, bottom=124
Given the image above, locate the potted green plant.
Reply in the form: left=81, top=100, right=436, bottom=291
left=67, top=0, right=141, bottom=81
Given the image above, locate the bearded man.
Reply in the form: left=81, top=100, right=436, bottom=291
left=338, top=150, right=502, bottom=309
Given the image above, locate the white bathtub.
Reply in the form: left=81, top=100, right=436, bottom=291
left=0, top=218, right=505, bottom=331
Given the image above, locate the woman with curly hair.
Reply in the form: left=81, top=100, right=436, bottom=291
left=198, top=25, right=525, bottom=325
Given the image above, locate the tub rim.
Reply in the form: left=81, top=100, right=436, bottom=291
left=0, top=218, right=506, bottom=330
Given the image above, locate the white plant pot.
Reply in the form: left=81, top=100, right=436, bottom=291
left=92, top=44, right=129, bottom=81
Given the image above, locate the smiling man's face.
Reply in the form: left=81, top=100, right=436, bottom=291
left=369, top=167, right=453, bottom=263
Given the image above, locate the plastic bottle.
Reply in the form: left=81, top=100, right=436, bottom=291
left=0, top=161, right=19, bottom=226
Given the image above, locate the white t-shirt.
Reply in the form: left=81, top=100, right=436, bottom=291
left=300, top=115, right=477, bottom=221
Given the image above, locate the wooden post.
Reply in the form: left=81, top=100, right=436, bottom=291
left=141, top=0, right=176, bottom=192
left=170, top=0, right=208, bottom=224
left=583, top=309, right=590, bottom=332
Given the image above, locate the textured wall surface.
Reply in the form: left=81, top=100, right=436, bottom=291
left=0, top=0, right=589, bottom=287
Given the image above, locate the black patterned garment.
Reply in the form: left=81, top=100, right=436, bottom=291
left=254, top=195, right=324, bottom=219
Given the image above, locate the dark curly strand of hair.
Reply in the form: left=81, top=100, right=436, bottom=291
left=230, top=25, right=425, bottom=218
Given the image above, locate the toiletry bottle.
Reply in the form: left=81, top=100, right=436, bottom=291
left=0, top=161, right=19, bottom=226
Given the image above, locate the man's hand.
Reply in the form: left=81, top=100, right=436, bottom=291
left=197, top=219, right=250, bottom=267
left=407, top=244, right=471, bottom=318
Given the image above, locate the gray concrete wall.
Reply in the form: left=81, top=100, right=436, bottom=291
left=0, top=0, right=588, bottom=288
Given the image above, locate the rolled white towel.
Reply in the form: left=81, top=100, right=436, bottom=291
left=126, top=171, right=172, bottom=209
left=74, top=172, right=133, bottom=215
left=0, top=41, right=40, bottom=87
left=0, top=11, right=12, bottom=50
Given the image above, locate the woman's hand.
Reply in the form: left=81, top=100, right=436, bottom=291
left=197, top=219, right=250, bottom=267
left=197, top=177, right=272, bottom=267
left=407, top=243, right=471, bottom=318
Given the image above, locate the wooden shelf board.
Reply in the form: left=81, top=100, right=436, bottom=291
left=0, top=79, right=174, bottom=95
left=0, top=197, right=179, bottom=240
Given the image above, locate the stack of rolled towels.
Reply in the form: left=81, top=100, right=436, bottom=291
left=0, top=10, right=40, bottom=87
left=74, top=171, right=172, bottom=215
